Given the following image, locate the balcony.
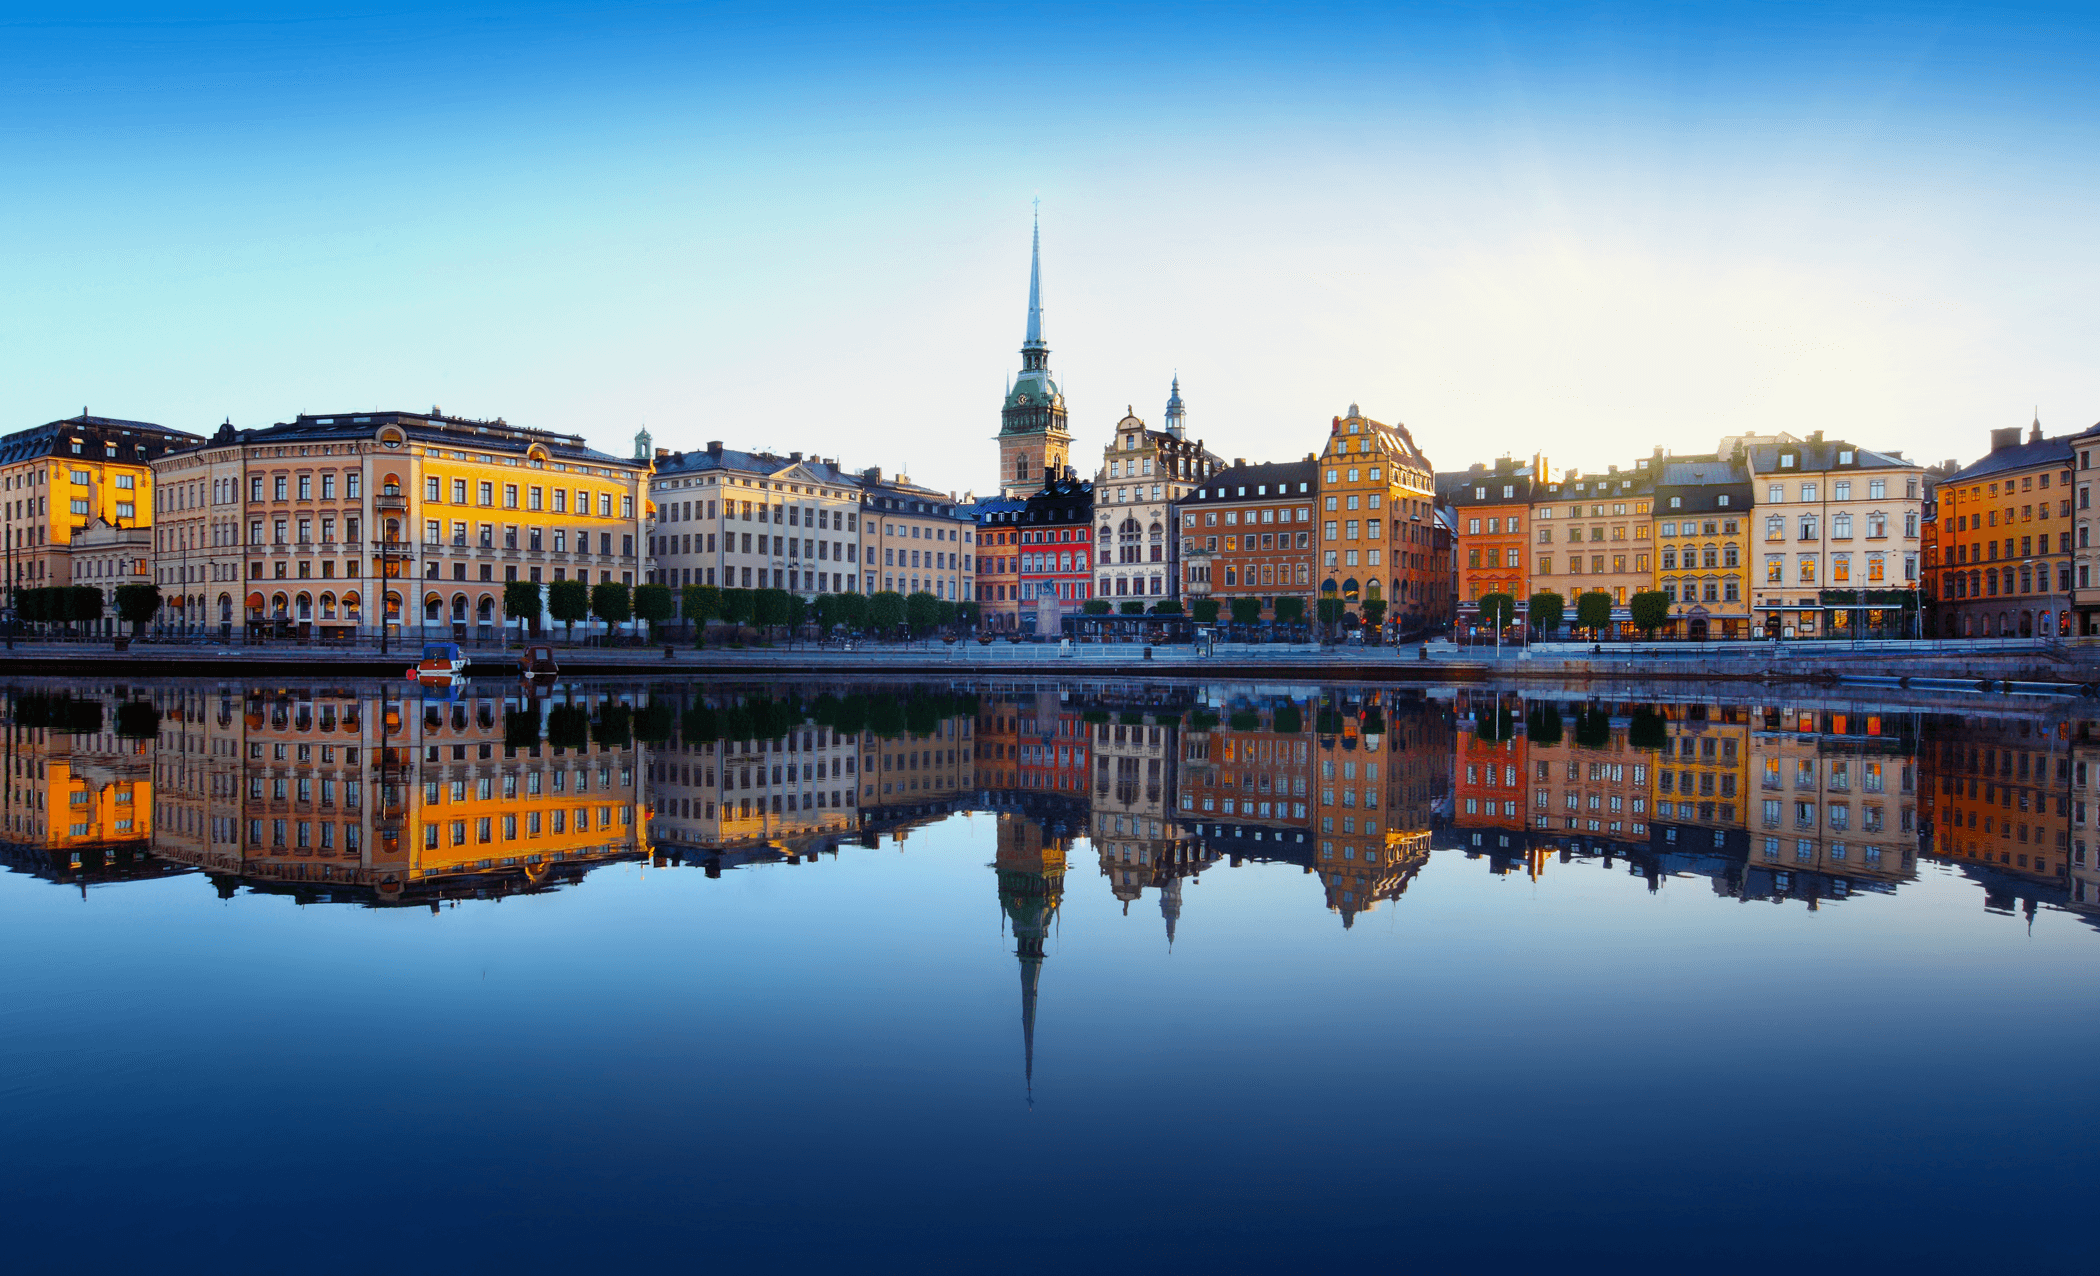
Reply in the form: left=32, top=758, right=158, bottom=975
left=374, top=491, right=408, bottom=512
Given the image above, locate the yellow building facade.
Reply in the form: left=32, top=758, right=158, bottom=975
left=0, top=414, right=201, bottom=606
left=151, top=411, right=648, bottom=641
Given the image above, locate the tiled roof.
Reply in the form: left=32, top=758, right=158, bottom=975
left=1948, top=435, right=2075, bottom=483
left=216, top=411, right=641, bottom=471
left=0, top=415, right=203, bottom=466
left=1188, top=459, right=1318, bottom=502
left=1655, top=457, right=1750, bottom=488
left=1744, top=440, right=1919, bottom=475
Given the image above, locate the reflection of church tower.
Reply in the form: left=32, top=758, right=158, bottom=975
left=1159, top=872, right=1182, bottom=947
left=997, top=209, right=1073, bottom=497
left=996, top=813, right=1067, bottom=1102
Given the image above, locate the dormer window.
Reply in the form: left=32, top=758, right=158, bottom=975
left=1474, top=487, right=1486, bottom=499
left=1838, top=450, right=1855, bottom=464
left=1780, top=454, right=1797, bottom=468
left=1718, top=494, right=1731, bottom=506
left=1348, top=421, right=1360, bottom=434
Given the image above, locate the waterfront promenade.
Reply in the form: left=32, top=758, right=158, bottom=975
left=4, top=635, right=2092, bottom=691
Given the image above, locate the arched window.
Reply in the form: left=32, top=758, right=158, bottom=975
left=295, top=593, right=313, bottom=621
left=270, top=592, right=288, bottom=619
left=476, top=595, right=494, bottom=622
left=319, top=592, right=337, bottom=619
left=451, top=593, right=468, bottom=622
left=344, top=593, right=362, bottom=621
left=422, top=593, right=441, bottom=622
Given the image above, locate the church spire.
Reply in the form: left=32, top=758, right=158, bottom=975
left=1025, top=201, right=1044, bottom=352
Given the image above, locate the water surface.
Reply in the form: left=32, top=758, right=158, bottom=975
left=2, top=677, right=2094, bottom=1272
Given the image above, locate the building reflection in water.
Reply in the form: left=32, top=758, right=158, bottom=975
left=5, top=681, right=643, bottom=907
left=10, top=675, right=2100, bottom=1099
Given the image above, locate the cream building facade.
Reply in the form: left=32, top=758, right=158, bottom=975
left=1090, top=384, right=1220, bottom=603
left=1730, top=432, right=1925, bottom=639
left=646, top=443, right=864, bottom=601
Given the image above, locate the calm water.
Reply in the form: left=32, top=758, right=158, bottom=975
left=3, top=676, right=2097, bottom=1272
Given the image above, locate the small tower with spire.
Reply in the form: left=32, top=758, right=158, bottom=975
left=634, top=425, right=653, bottom=461
left=996, top=204, right=1073, bottom=498
left=1164, top=375, right=1186, bottom=440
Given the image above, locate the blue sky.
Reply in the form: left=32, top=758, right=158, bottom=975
left=6, top=2, right=2100, bottom=493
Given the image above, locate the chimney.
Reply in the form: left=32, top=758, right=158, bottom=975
left=789, top=450, right=802, bottom=462
left=1809, top=429, right=1824, bottom=444
left=654, top=448, right=668, bottom=460
left=1234, top=458, right=1247, bottom=468
left=707, top=440, right=723, bottom=456
left=863, top=466, right=882, bottom=482
left=1608, top=464, right=1619, bottom=474
left=1304, top=452, right=1316, bottom=463
left=1990, top=427, right=2021, bottom=452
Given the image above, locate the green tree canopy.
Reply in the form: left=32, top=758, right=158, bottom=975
left=681, top=583, right=721, bottom=645
left=956, top=600, right=981, bottom=627
left=1149, top=599, right=1182, bottom=616
left=632, top=584, right=674, bottom=639
left=503, top=580, right=543, bottom=636
left=1082, top=599, right=1112, bottom=616
left=1273, top=596, right=1305, bottom=624
left=1120, top=600, right=1146, bottom=616
left=113, top=583, right=162, bottom=636
left=716, top=588, right=753, bottom=636
left=1527, top=590, right=1564, bottom=634
left=1575, top=590, right=1613, bottom=637
left=867, top=590, right=906, bottom=633
left=590, top=581, right=633, bottom=634
left=749, top=588, right=790, bottom=639
left=1191, top=598, right=1220, bottom=624
left=831, top=590, right=870, bottom=632
left=1316, top=598, right=1346, bottom=628
left=1229, top=597, right=1263, bottom=626
left=1629, top=590, right=1672, bottom=638
left=809, top=593, right=841, bottom=632
left=904, top=591, right=942, bottom=633
left=1361, top=598, right=1388, bottom=628
left=1477, top=592, right=1517, bottom=629
left=546, top=579, right=591, bottom=642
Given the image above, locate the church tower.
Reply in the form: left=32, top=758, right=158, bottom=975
left=1164, top=375, right=1186, bottom=439
left=997, top=210, right=1073, bottom=497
